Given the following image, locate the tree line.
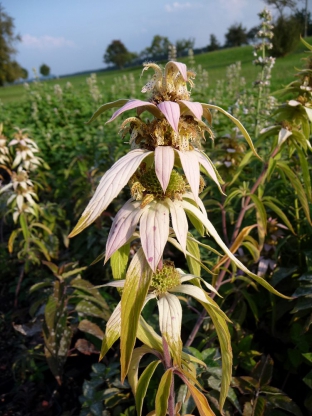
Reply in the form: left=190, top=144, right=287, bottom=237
left=1, top=0, right=311, bottom=85
left=104, top=0, right=312, bottom=69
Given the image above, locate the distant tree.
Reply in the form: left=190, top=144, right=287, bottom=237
left=104, top=40, right=136, bottom=69
left=175, top=38, right=195, bottom=57
left=207, top=34, right=220, bottom=52
left=247, top=25, right=261, bottom=44
left=140, top=35, right=170, bottom=59
left=40, top=63, right=50, bottom=77
left=20, top=67, right=28, bottom=80
left=263, top=0, right=297, bottom=16
left=0, top=5, right=23, bottom=86
left=294, top=7, right=312, bottom=36
left=5, top=61, right=24, bottom=83
left=224, top=23, right=248, bottom=48
left=271, top=14, right=301, bottom=56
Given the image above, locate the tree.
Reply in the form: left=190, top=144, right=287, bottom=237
left=263, top=0, right=297, bottom=16
left=247, top=25, right=261, bottom=44
left=20, top=67, right=28, bottom=80
left=40, top=63, right=50, bottom=77
left=271, top=14, right=301, bottom=56
left=207, top=34, right=220, bottom=52
left=104, top=40, right=136, bottom=69
left=0, top=5, right=23, bottom=86
left=294, top=7, right=312, bottom=36
left=224, top=23, right=248, bottom=48
left=175, top=38, right=195, bottom=57
left=140, top=35, right=170, bottom=60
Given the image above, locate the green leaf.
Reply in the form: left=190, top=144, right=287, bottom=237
left=295, top=144, right=312, bottom=201
left=31, top=238, right=51, bottom=261
left=8, top=229, right=20, bottom=253
left=253, top=396, right=266, bottom=416
left=182, top=200, right=291, bottom=299
left=303, top=369, right=312, bottom=389
left=178, top=373, right=216, bottom=416
left=100, top=302, right=121, bottom=360
left=29, top=281, right=52, bottom=294
left=86, top=99, right=129, bottom=124
left=268, top=394, right=303, bottom=416
left=276, top=161, right=312, bottom=225
left=120, top=248, right=153, bottom=381
left=241, top=289, right=259, bottom=322
left=203, top=303, right=232, bottom=410
left=128, top=345, right=158, bottom=395
left=249, top=194, right=267, bottom=250
left=302, top=352, right=312, bottom=364
left=29, top=222, right=53, bottom=234
left=252, top=355, right=273, bottom=387
left=155, top=369, right=173, bottom=416
left=202, top=103, right=262, bottom=160
left=263, top=200, right=296, bottom=234
left=137, top=316, right=163, bottom=352
left=111, top=243, right=130, bottom=280
left=136, top=360, right=161, bottom=416
left=19, top=213, right=30, bottom=240
left=300, top=35, right=312, bottom=51
left=228, top=150, right=254, bottom=186
left=78, top=319, right=104, bottom=340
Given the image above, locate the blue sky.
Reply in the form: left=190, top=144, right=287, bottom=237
left=2, top=0, right=305, bottom=76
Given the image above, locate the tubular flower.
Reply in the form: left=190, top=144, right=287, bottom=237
left=69, top=60, right=261, bottom=270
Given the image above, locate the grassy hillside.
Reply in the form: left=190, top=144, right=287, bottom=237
left=1, top=37, right=311, bottom=104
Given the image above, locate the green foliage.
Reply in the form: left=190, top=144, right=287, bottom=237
left=104, top=40, right=136, bottom=69
left=0, top=5, right=23, bottom=86
left=1, top=29, right=312, bottom=416
left=207, top=34, right=220, bottom=52
left=224, top=23, right=249, bottom=47
left=271, top=15, right=301, bottom=57
left=39, top=63, right=50, bottom=77
left=140, top=35, right=170, bottom=59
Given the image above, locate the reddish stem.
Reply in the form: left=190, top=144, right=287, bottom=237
left=185, top=146, right=280, bottom=347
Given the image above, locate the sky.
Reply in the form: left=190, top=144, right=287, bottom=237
left=1, top=0, right=309, bottom=77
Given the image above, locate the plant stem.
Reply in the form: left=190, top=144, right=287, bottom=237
left=186, top=146, right=280, bottom=347
left=162, top=336, right=175, bottom=416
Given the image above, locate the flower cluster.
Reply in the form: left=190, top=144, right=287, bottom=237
left=9, top=127, right=43, bottom=171
left=69, top=61, right=287, bottom=415
left=0, top=168, right=39, bottom=222
left=253, top=9, right=275, bottom=88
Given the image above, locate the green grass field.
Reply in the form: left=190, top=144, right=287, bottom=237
left=1, top=37, right=311, bottom=104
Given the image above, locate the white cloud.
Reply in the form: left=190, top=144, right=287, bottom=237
left=219, top=0, right=248, bottom=16
left=165, top=2, right=193, bottom=12
left=22, top=34, right=76, bottom=49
